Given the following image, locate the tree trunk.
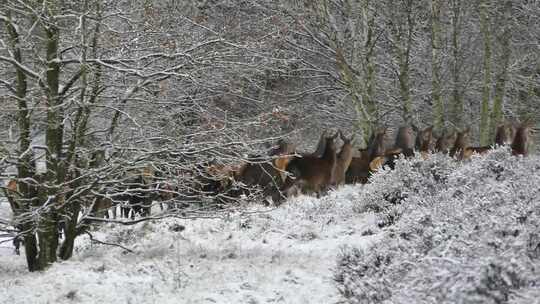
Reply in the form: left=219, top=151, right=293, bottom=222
left=360, top=0, right=378, bottom=144
left=59, top=201, right=82, bottom=260
left=5, top=11, right=43, bottom=272
left=478, top=0, right=492, bottom=145
left=450, top=0, right=464, bottom=128
left=489, top=1, right=512, bottom=140
left=393, top=1, right=415, bottom=125
left=36, top=11, right=63, bottom=270
left=431, top=0, right=444, bottom=132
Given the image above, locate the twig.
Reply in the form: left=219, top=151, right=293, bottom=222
left=84, top=231, right=134, bottom=253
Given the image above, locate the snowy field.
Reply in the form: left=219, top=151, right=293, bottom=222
left=0, top=186, right=382, bottom=304
left=1, top=148, right=539, bottom=304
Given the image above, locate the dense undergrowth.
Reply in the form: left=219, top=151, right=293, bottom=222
left=335, top=148, right=540, bottom=304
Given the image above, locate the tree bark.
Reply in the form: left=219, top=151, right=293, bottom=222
left=392, top=0, right=415, bottom=124
left=37, top=5, right=63, bottom=269
left=431, top=0, right=444, bottom=132
left=489, top=1, right=512, bottom=140
left=478, top=0, right=492, bottom=145
left=450, top=0, right=464, bottom=128
left=5, top=10, right=42, bottom=272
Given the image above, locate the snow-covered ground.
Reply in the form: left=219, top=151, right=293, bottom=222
left=0, top=197, right=13, bottom=257
left=0, top=185, right=382, bottom=304
left=2, top=148, right=538, bottom=304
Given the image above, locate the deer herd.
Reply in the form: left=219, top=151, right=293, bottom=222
left=1, top=120, right=535, bottom=224
left=221, top=119, right=535, bottom=204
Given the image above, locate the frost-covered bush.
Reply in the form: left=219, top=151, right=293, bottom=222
left=354, top=153, right=458, bottom=227
left=336, top=148, right=540, bottom=304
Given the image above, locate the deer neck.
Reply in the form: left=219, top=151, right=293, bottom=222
left=512, top=129, right=528, bottom=155
left=338, top=144, right=353, bottom=165
left=322, top=143, right=337, bottom=163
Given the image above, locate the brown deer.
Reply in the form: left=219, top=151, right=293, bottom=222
left=447, top=127, right=490, bottom=160
left=90, top=196, right=115, bottom=218
left=345, top=129, right=383, bottom=183
left=311, top=130, right=328, bottom=157
left=234, top=139, right=296, bottom=203
left=367, top=127, right=392, bottom=172
left=236, top=139, right=295, bottom=185
left=383, top=126, right=416, bottom=169
left=414, top=125, right=434, bottom=158
left=511, top=121, right=533, bottom=157
left=460, top=146, right=491, bottom=160
left=331, top=130, right=354, bottom=186
left=494, top=122, right=515, bottom=146
left=395, top=126, right=415, bottom=157
left=435, top=130, right=456, bottom=154
left=345, top=148, right=371, bottom=184
left=281, top=131, right=339, bottom=197
left=3, top=179, right=20, bottom=211
left=368, top=127, right=387, bottom=161
left=454, top=123, right=515, bottom=160
left=449, top=127, right=470, bottom=158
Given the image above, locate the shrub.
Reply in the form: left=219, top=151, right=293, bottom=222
left=335, top=149, right=540, bottom=304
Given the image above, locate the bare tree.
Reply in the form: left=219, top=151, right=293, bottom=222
left=0, top=0, right=293, bottom=271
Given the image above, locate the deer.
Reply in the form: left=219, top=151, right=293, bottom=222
left=281, top=131, right=339, bottom=197
left=449, top=127, right=470, bottom=159
left=89, top=196, right=115, bottom=219
left=435, top=130, right=456, bottom=154
left=494, top=122, right=515, bottom=146
left=414, top=125, right=434, bottom=159
left=2, top=179, right=23, bottom=255
left=383, top=125, right=416, bottom=169
left=331, top=130, right=354, bottom=186
left=367, top=127, right=392, bottom=172
left=461, top=125, right=514, bottom=160
left=311, top=130, right=329, bottom=157
left=511, top=120, right=534, bottom=157
left=446, top=127, right=490, bottom=160
left=234, top=139, right=296, bottom=203
left=345, top=148, right=371, bottom=184
left=394, top=125, right=415, bottom=157
left=345, top=129, right=382, bottom=184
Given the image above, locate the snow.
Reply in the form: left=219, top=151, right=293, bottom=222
left=0, top=185, right=382, bottom=304
left=2, top=148, right=537, bottom=304
left=335, top=149, right=540, bottom=304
